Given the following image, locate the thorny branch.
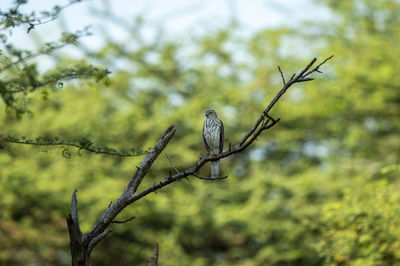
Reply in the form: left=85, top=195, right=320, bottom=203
left=67, top=56, right=333, bottom=265
left=1, top=136, right=149, bottom=157
left=278, top=66, right=286, bottom=85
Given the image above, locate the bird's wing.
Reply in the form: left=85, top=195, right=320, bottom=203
left=203, top=121, right=211, bottom=152
left=219, top=119, right=224, bottom=153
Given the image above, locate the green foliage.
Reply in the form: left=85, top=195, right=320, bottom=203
left=317, top=178, right=400, bottom=265
left=0, top=44, right=110, bottom=117
left=1, top=0, right=399, bottom=265
left=0, top=1, right=109, bottom=117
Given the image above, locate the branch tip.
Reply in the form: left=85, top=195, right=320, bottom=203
left=278, top=65, right=286, bottom=85
left=304, top=55, right=334, bottom=77
left=71, top=189, right=79, bottom=222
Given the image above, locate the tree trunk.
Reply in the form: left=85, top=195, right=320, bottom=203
left=67, top=214, right=90, bottom=266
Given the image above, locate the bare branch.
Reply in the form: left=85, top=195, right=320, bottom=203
left=304, top=55, right=333, bottom=78
left=263, top=118, right=281, bottom=130
left=239, top=58, right=316, bottom=147
left=111, top=216, right=136, bottom=224
left=261, top=117, right=271, bottom=128
left=66, top=57, right=332, bottom=264
left=278, top=66, right=286, bottom=85
left=165, top=153, right=180, bottom=174
left=66, top=189, right=82, bottom=242
left=297, top=77, right=314, bottom=82
left=128, top=125, right=176, bottom=194
left=87, top=229, right=113, bottom=256
left=238, top=115, right=264, bottom=147
left=192, top=173, right=228, bottom=180
left=293, top=58, right=317, bottom=81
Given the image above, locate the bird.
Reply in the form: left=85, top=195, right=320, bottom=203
left=203, top=109, right=224, bottom=177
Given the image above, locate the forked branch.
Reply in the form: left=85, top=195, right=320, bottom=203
left=67, top=56, right=333, bottom=265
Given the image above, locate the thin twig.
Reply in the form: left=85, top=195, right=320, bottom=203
left=128, top=126, right=176, bottom=194
left=165, top=153, right=180, bottom=174
left=85, top=126, right=176, bottom=242
left=128, top=57, right=331, bottom=203
left=87, top=229, right=112, bottom=256
left=261, top=116, right=270, bottom=128
left=297, top=77, right=314, bottom=82
left=2, top=138, right=148, bottom=157
left=304, top=55, right=333, bottom=78
left=262, top=118, right=281, bottom=130
left=278, top=66, right=286, bottom=85
left=238, top=115, right=264, bottom=147
left=111, top=216, right=136, bottom=224
left=192, top=173, right=228, bottom=180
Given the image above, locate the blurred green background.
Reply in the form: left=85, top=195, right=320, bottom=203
left=1, top=0, right=400, bottom=265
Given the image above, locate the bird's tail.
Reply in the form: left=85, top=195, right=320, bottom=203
left=211, top=160, right=220, bottom=177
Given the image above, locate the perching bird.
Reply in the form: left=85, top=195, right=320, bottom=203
left=203, top=109, right=224, bottom=177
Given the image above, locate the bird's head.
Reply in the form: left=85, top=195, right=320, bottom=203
left=205, top=109, right=218, bottom=119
